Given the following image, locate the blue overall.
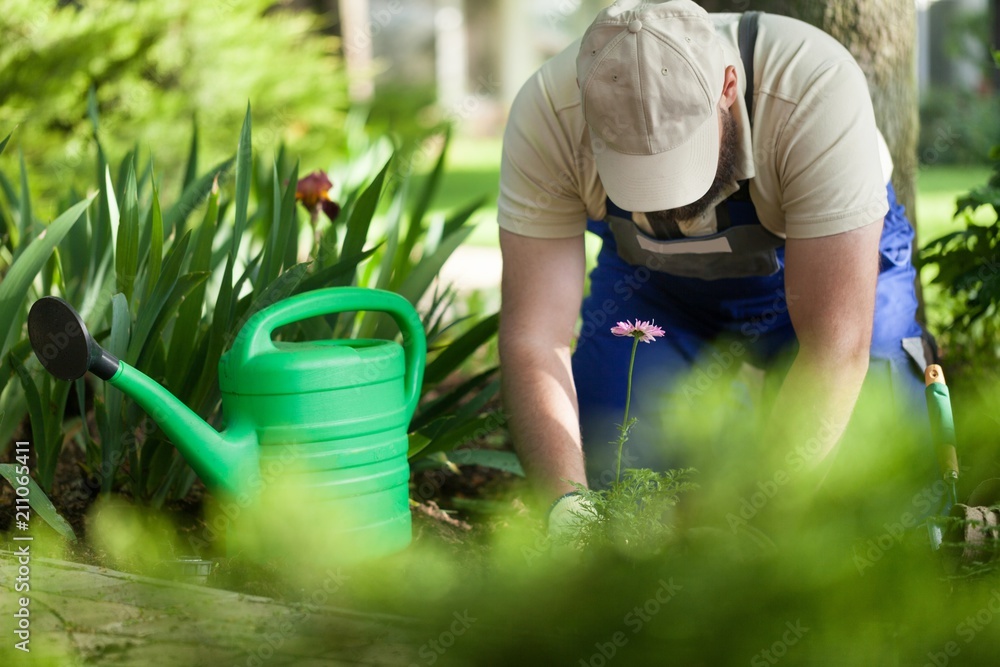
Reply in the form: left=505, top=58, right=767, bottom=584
left=571, top=184, right=929, bottom=487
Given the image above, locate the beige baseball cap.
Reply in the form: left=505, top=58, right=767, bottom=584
left=577, top=0, right=728, bottom=212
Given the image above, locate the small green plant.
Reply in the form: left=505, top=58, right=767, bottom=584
left=570, top=319, right=697, bottom=556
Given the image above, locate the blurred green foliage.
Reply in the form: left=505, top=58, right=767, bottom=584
left=920, top=143, right=1000, bottom=374
left=0, top=0, right=347, bottom=215
left=919, top=88, right=1000, bottom=166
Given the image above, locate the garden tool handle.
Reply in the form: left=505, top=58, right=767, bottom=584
left=925, top=364, right=959, bottom=481
left=237, top=287, right=426, bottom=416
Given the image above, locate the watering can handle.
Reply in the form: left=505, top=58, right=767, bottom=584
left=237, top=287, right=426, bottom=416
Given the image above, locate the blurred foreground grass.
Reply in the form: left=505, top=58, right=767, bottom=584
left=5, top=370, right=998, bottom=666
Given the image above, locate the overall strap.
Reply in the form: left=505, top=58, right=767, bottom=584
left=716, top=9, right=762, bottom=222
left=738, top=11, right=761, bottom=129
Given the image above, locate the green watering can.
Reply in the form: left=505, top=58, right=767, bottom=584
left=27, top=287, right=426, bottom=560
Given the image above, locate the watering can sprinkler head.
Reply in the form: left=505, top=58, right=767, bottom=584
left=27, top=295, right=258, bottom=498
left=28, top=297, right=120, bottom=382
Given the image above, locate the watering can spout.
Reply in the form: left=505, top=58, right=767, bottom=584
left=27, top=297, right=257, bottom=497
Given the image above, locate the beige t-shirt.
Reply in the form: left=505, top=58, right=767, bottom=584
left=498, top=12, right=893, bottom=241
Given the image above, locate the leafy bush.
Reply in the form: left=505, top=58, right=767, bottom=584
left=0, top=107, right=499, bottom=503
left=919, top=142, right=1000, bottom=370
left=0, top=0, right=347, bottom=214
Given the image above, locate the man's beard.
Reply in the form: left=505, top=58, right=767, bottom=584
left=645, top=108, right=740, bottom=238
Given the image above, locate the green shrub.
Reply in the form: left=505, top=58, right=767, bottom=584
left=0, top=0, right=347, bottom=216
left=919, top=147, right=1000, bottom=371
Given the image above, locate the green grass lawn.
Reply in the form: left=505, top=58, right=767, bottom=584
left=914, top=164, right=993, bottom=243
left=421, top=136, right=994, bottom=249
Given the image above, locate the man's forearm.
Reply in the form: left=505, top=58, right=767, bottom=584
left=766, top=345, right=870, bottom=477
left=500, top=341, right=589, bottom=504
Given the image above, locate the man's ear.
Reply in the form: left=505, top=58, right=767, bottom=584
left=720, top=65, right=738, bottom=110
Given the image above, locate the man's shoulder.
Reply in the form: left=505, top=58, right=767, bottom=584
left=510, top=38, right=584, bottom=123
left=755, top=13, right=862, bottom=101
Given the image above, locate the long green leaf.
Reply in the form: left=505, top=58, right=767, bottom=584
left=294, top=246, right=379, bottom=294
left=235, top=262, right=309, bottom=333
left=116, top=163, right=140, bottom=303
left=231, top=103, right=253, bottom=263
left=407, top=432, right=432, bottom=459
left=0, top=381, right=28, bottom=451
left=0, top=196, right=93, bottom=360
left=374, top=185, right=406, bottom=292
left=125, top=231, right=192, bottom=365
left=151, top=451, right=191, bottom=509
left=10, top=355, right=51, bottom=490
left=166, top=190, right=218, bottom=389
left=422, top=313, right=500, bottom=386
left=87, top=86, right=100, bottom=135
left=0, top=464, right=77, bottom=540
left=0, top=131, right=10, bottom=156
left=446, top=449, right=524, bottom=477
left=333, top=158, right=391, bottom=287
left=163, top=157, right=234, bottom=236
left=182, top=121, right=199, bottom=192
left=90, top=144, right=111, bottom=279
left=135, top=272, right=210, bottom=372
left=258, top=161, right=299, bottom=295
left=79, top=248, right=113, bottom=324
left=404, top=126, right=451, bottom=255
left=17, top=148, right=32, bottom=244
left=393, top=197, right=485, bottom=304
left=0, top=169, right=19, bottom=248
left=115, top=148, right=136, bottom=202
left=411, top=366, right=499, bottom=432
left=0, top=339, right=31, bottom=418
left=256, top=162, right=284, bottom=297
left=101, top=293, right=131, bottom=493
left=40, top=373, right=71, bottom=489
left=104, top=166, right=121, bottom=262
left=418, top=411, right=506, bottom=458
left=144, top=182, right=164, bottom=303
left=60, top=196, right=93, bottom=297
left=191, top=255, right=236, bottom=414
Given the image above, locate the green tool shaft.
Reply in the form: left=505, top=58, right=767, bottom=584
left=925, top=365, right=959, bottom=481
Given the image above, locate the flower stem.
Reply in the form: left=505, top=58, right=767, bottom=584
left=616, top=336, right=640, bottom=485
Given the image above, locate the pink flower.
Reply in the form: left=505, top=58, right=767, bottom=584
left=610, top=319, right=665, bottom=343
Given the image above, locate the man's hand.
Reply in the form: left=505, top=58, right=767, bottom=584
left=547, top=492, right=597, bottom=546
